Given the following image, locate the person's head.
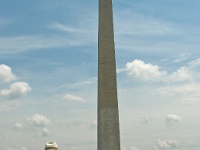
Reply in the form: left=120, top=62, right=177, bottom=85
left=45, top=142, right=58, bottom=150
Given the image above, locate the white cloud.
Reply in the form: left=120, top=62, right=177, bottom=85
left=0, top=64, right=16, bottom=83
left=166, top=114, right=182, bottom=125
left=26, top=113, right=51, bottom=127
left=42, top=128, right=51, bottom=136
left=130, top=146, right=140, bottom=150
left=126, top=59, right=167, bottom=81
left=64, top=94, right=85, bottom=102
left=154, top=139, right=179, bottom=149
left=0, top=82, right=31, bottom=99
left=14, top=123, right=23, bottom=130
left=168, top=67, right=193, bottom=82
left=117, top=68, right=127, bottom=73
left=126, top=59, right=193, bottom=83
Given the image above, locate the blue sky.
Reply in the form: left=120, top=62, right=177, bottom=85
left=1, top=0, right=200, bottom=149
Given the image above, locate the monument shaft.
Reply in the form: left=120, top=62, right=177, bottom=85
left=98, top=0, right=120, bottom=150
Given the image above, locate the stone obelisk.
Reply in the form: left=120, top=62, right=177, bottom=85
left=98, top=0, right=120, bottom=150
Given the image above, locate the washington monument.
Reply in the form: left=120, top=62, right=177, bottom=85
left=98, top=0, right=121, bottom=150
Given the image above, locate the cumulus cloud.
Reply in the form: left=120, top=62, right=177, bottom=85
left=0, top=64, right=16, bottom=83
left=42, top=128, right=51, bottom=136
left=26, top=113, right=51, bottom=127
left=154, top=139, right=179, bottom=149
left=126, top=59, right=193, bottom=82
left=14, top=123, right=23, bottom=130
left=166, top=114, right=182, bottom=125
left=0, top=82, right=31, bottom=99
left=126, top=59, right=167, bottom=81
left=64, top=94, right=85, bottom=102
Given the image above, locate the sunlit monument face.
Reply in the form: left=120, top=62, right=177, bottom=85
left=98, top=0, right=121, bottom=150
